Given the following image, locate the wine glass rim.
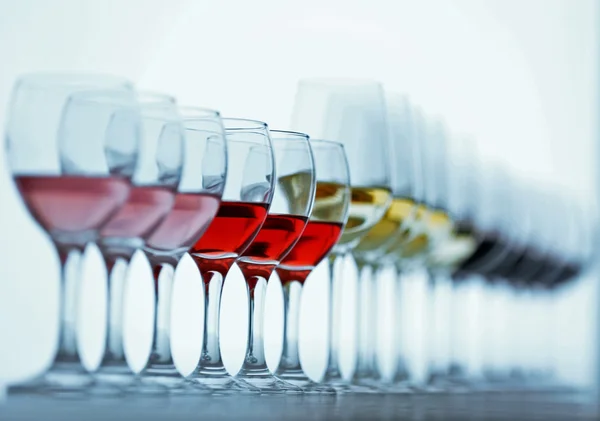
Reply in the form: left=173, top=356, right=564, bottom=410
left=136, top=91, right=177, bottom=105
left=15, top=72, right=132, bottom=89
left=309, top=138, right=345, bottom=148
left=65, top=89, right=137, bottom=106
left=269, top=129, right=309, bottom=140
left=183, top=126, right=223, bottom=136
left=221, top=117, right=268, bottom=130
left=179, top=106, right=221, bottom=118
left=297, top=77, right=383, bottom=87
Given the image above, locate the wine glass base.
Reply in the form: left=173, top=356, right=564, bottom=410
left=378, top=381, right=417, bottom=394
left=185, top=374, right=261, bottom=395
left=347, top=379, right=383, bottom=394
left=429, top=375, right=481, bottom=394
left=234, top=373, right=303, bottom=395
left=136, top=371, right=210, bottom=396
left=275, top=371, right=336, bottom=394
left=8, top=371, right=93, bottom=398
left=87, top=371, right=139, bottom=397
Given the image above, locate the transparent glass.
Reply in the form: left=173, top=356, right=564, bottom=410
left=290, top=78, right=392, bottom=393
left=416, top=118, right=493, bottom=392
left=90, top=92, right=184, bottom=395
left=274, top=140, right=351, bottom=394
left=231, top=129, right=316, bottom=394
left=5, top=74, right=137, bottom=396
left=187, top=118, right=275, bottom=394
left=351, top=94, right=423, bottom=393
left=138, top=107, right=227, bottom=393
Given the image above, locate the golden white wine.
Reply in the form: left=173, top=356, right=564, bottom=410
left=335, top=186, right=392, bottom=251
left=310, top=181, right=351, bottom=223
left=385, top=204, right=430, bottom=260
left=278, top=171, right=315, bottom=216
left=427, top=221, right=479, bottom=269
left=353, top=196, right=417, bottom=260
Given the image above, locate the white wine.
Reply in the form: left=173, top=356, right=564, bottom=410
left=385, top=204, right=430, bottom=261
left=427, top=223, right=478, bottom=269
left=335, top=186, right=392, bottom=251
left=278, top=171, right=316, bottom=216
left=310, top=181, right=351, bottom=223
left=353, top=196, right=418, bottom=261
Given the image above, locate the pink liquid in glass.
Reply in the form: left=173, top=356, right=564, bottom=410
left=14, top=175, right=130, bottom=240
left=100, top=185, right=175, bottom=240
left=145, top=192, right=221, bottom=254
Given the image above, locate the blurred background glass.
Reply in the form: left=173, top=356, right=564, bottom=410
left=0, top=0, right=597, bottom=395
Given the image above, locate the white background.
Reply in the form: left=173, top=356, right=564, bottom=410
left=0, top=0, right=598, bottom=390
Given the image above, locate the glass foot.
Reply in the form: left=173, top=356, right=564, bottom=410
left=87, top=370, right=139, bottom=397
left=378, top=380, right=417, bottom=394
left=320, top=378, right=353, bottom=394
left=347, top=379, right=383, bottom=394
left=275, top=371, right=335, bottom=394
left=134, top=370, right=206, bottom=396
left=320, top=370, right=354, bottom=394
left=8, top=370, right=93, bottom=398
left=185, top=373, right=260, bottom=395
left=235, top=373, right=303, bottom=395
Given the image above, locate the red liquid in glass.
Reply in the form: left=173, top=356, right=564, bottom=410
left=190, top=201, right=269, bottom=275
left=100, top=185, right=175, bottom=239
left=277, top=220, right=343, bottom=284
left=14, top=175, right=130, bottom=242
left=145, top=192, right=221, bottom=254
left=237, top=213, right=308, bottom=279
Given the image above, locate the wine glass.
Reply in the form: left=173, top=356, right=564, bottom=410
left=349, top=94, right=427, bottom=393
left=415, top=116, right=508, bottom=391
left=417, top=122, right=479, bottom=391
left=274, top=139, right=351, bottom=394
left=356, top=95, right=425, bottom=393
left=90, top=92, right=183, bottom=394
left=187, top=118, right=275, bottom=394
left=458, top=172, right=533, bottom=390
left=137, top=106, right=227, bottom=392
left=232, top=129, right=316, bottom=394
left=290, top=78, right=392, bottom=392
left=5, top=73, right=137, bottom=395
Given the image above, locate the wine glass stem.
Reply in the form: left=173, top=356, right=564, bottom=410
left=52, top=247, right=85, bottom=370
left=144, top=262, right=176, bottom=373
left=96, top=255, right=130, bottom=373
left=274, top=280, right=303, bottom=376
left=426, top=270, right=444, bottom=382
left=351, top=262, right=379, bottom=382
left=190, top=270, right=227, bottom=377
left=238, top=276, right=269, bottom=375
left=391, top=266, right=409, bottom=383
left=323, top=253, right=345, bottom=381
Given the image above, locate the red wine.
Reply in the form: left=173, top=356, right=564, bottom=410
left=190, top=201, right=269, bottom=275
left=14, top=175, right=130, bottom=243
left=237, top=214, right=308, bottom=279
left=277, top=220, right=343, bottom=284
left=145, top=192, right=221, bottom=254
left=100, top=186, right=175, bottom=239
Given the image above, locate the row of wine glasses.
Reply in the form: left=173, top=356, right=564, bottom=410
left=5, top=73, right=348, bottom=396
left=4, top=74, right=594, bottom=398
left=308, top=87, right=596, bottom=394
left=285, top=80, right=595, bottom=394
